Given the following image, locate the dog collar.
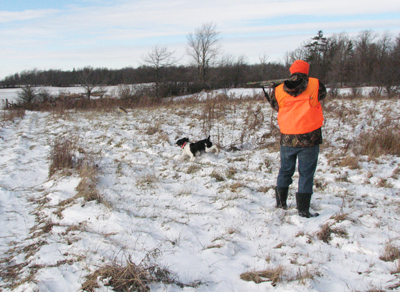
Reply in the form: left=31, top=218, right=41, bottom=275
left=181, top=142, right=187, bottom=148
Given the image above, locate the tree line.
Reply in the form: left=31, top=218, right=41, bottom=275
left=1, top=24, right=400, bottom=98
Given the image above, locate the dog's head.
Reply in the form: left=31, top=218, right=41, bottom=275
left=204, top=136, right=213, bottom=148
left=176, top=137, right=189, bottom=147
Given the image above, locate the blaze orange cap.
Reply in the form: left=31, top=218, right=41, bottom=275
left=290, top=60, right=310, bottom=75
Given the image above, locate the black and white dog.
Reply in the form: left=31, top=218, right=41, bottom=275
left=176, top=136, right=219, bottom=161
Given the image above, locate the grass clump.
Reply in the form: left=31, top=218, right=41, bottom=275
left=1, top=108, right=26, bottom=122
left=316, top=223, right=348, bottom=244
left=356, top=126, right=400, bottom=158
left=380, top=243, right=400, bottom=262
left=82, top=250, right=175, bottom=292
left=210, top=170, right=225, bottom=182
left=186, top=164, right=201, bottom=174
left=240, top=266, right=285, bottom=286
left=49, top=135, right=105, bottom=204
left=48, top=136, right=78, bottom=177
left=76, top=163, right=103, bottom=203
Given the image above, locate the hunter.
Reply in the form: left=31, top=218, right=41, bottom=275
left=264, top=60, right=327, bottom=218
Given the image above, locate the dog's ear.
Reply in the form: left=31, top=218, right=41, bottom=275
left=207, top=135, right=210, bottom=140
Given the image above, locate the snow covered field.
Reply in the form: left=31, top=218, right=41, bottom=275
left=1, top=93, right=400, bottom=291
left=0, top=85, right=379, bottom=105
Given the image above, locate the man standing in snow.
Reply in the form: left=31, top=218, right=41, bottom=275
left=264, top=60, right=327, bottom=218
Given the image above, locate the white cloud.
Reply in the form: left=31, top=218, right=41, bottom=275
left=0, top=9, right=58, bottom=23
left=0, top=0, right=399, bottom=78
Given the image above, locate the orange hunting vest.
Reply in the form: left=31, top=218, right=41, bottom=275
left=275, top=77, right=323, bottom=134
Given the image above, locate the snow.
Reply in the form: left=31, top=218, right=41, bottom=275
left=0, top=85, right=380, bottom=105
left=1, top=90, right=400, bottom=291
left=0, top=86, right=122, bottom=105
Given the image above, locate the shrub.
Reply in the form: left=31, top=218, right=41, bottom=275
left=17, top=85, right=37, bottom=104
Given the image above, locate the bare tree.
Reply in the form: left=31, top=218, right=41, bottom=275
left=326, top=33, right=354, bottom=87
left=217, top=54, right=247, bottom=88
left=141, top=45, right=177, bottom=99
left=286, top=45, right=308, bottom=65
left=353, top=30, right=376, bottom=86
left=373, top=33, right=398, bottom=97
left=78, top=67, right=107, bottom=100
left=187, top=22, right=221, bottom=87
left=259, top=53, right=269, bottom=81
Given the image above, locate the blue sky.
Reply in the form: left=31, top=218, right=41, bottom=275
left=1, top=0, right=399, bottom=79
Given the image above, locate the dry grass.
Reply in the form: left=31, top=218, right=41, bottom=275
left=210, top=170, right=225, bottom=182
left=53, top=198, right=75, bottom=219
left=136, top=173, right=159, bottom=188
left=355, top=126, right=400, bottom=158
left=186, top=164, right=201, bottom=174
left=391, top=261, right=400, bottom=275
left=48, top=135, right=78, bottom=177
left=11, top=91, right=166, bottom=113
left=82, top=250, right=176, bottom=292
left=240, top=266, right=285, bottom=286
left=48, top=135, right=104, bottom=204
left=76, top=163, right=104, bottom=203
left=1, top=108, right=26, bottom=122
left=330, top=212, right=351, bottom=223
left=392, top=167, right=400, bottom=179
left=29, top=220, right=58, bottom=239
left=230, top=182, right=244, bottom=192
left=339, top=155, right=360, bottom=170
left=146, top=124, right=161, bottom=135
left=316, top=223, right=348, bottom=244
left=226, top=167, right=238, bottom=179
left=289, top=266, right=322, bottom=285
left=380, top=243, right=400, bottom=262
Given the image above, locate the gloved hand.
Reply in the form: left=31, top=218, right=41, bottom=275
left=262, top=87, right=271, bottom=103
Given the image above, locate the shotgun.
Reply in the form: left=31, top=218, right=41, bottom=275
left=247, top=79, right=287, bottom=88
left=247, top=79, right=287, bottom=103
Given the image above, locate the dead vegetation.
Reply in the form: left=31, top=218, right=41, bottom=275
left=316, top=223, right=348, bottom=244
left=48, top=135, right=78, bottom=177
left=380, top=242, right=400, bottom=262
left=82, top=257, right=171, bottom=292
left=82, top=249, right=200, bottom=292
left=48, top=134, right=104, bottom=204
left=1, top=108, right=25, bottom=123
left=76, top=162, right=104, bottom=203
left=240, top=266, right=285, bottom=286
left=240, top=264, right=322, bottom=286
left=355, top=125, right=400, bottom=158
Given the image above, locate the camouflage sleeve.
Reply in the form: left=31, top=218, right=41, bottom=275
left=318, top=81, right=327, bottom=101
left=269, top=90, right=279, bottom=112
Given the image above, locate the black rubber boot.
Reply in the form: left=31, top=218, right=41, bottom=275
left=275, top=187, right=288, bottom=209
left=296, top=193, right=319, bottom=218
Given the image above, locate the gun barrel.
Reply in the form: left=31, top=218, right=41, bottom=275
left=247, top=79, right=287, bottom=87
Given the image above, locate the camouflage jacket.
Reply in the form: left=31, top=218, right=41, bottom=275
left=268, top=73, right=327, bottom=148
